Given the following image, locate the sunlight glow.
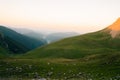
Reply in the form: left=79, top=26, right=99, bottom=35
left=0, top=0, right=120, bottom=33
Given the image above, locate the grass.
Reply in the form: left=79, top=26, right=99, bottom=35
left=0, top=47, right=10, bottom=58
left=21, top=31, right=120, bottom=59
left=0, top=30, right=120, bottom=79
left=0, top=52, right=120, bottom=79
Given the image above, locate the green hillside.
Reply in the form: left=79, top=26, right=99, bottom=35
left=13, top=30, right=119, bottom=79
left=23, top=30, right=120, bottom=59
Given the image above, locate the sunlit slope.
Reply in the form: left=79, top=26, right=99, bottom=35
left=106, top=18, right=120, bottom=38
left=23, top=30, right=120, bottom=59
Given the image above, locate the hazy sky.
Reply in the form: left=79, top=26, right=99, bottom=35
left=0, top=0, right=120, bottom=33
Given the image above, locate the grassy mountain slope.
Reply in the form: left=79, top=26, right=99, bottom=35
left=15, top=29, right=120, bottom=79
left=23, top=30, right=120, bottom=59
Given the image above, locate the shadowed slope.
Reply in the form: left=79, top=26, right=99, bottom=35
left=0, top=26, right=47, bottom=50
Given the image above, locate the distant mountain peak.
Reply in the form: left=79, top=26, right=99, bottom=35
left=107, top=17, right=120, bottom=38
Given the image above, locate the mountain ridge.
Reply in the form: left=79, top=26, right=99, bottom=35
left=106, top=18, right=120, bottom=38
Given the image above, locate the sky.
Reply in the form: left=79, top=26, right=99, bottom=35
left=0, top=0, right=120, bottom=33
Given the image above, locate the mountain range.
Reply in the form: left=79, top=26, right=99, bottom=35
left=45, top=32, right=79, bottom=43
left=12, top=27, right=79, bottom=43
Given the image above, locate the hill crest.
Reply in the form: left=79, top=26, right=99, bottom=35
left=107, top=18, right=120, bottom=38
